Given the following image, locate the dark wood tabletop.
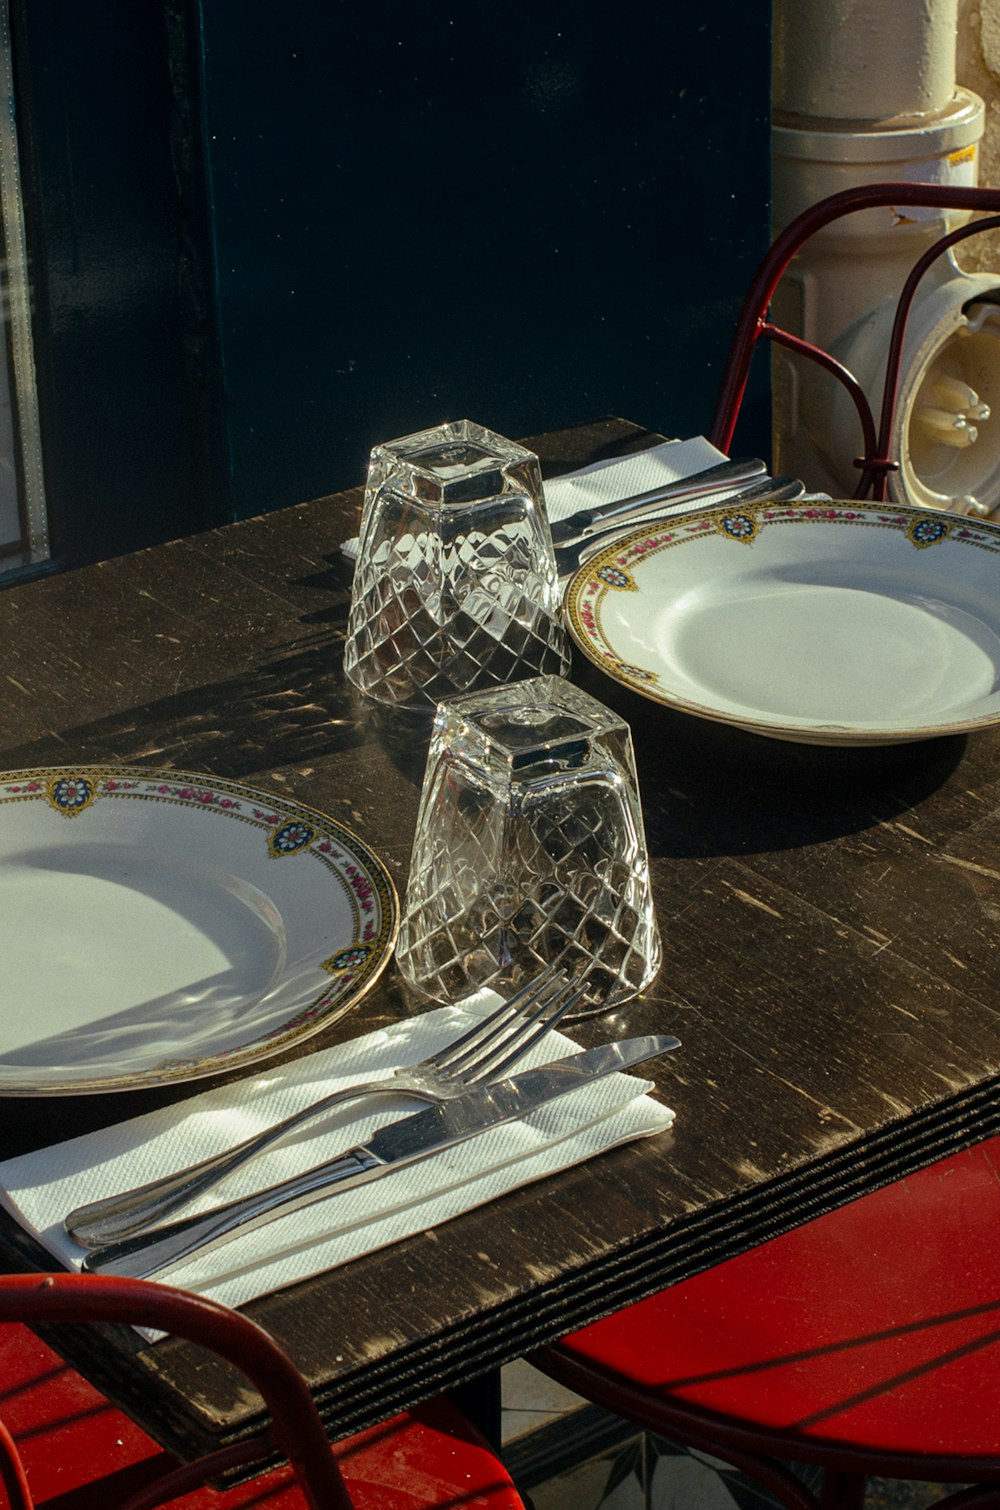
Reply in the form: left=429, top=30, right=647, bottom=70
left=0, top=416, right=998, bottom=1464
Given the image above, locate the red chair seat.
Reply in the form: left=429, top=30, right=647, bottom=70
left=533, top=1135, right=1000, bottom=1502
left=0, top=1296, right=523, bottom=1508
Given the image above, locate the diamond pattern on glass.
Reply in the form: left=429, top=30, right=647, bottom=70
left=398, top=676, right=660, bottom=1015
left=345, top=422, right=569, bottom=711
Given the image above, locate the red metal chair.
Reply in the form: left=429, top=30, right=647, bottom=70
left=0, top=1271, right=525, bottom=1509
left=530, top=1132, right=1000, bottom=1510
left=706, top=181, right=1000, bottom=501
left=525, top=186, right=1000, bottom=1508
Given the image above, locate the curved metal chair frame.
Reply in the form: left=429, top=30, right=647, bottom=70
left=707, top=182, right=1000, bottom=500
left=532, top=1350, right=1000, bottom=1510
left=0, top=1270, right=525, bottom=1510
left=532, top=1134, right=1000, bottom=1510
left=0, top=1270, right=351, bottom=1509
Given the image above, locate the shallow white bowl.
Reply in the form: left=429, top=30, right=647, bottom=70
left=0, top=768, right=397, bottom=1093
left=564, top=501, right=1000, bottom=746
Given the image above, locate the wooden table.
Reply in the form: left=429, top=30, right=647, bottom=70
left=0, top=416, right=998, bottom=1462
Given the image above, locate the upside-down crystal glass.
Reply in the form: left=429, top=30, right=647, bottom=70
left=343, top=420, right=570, bottom=711
left=396, top=675, right=661, bottom=1017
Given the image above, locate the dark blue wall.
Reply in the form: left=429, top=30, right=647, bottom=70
left=11, top=1, right=772, bottom=570
left=200, top=2, right=773, bottom=516
left=11, top=0, right=217, bottom=571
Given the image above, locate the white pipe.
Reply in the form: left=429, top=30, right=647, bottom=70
left=773, top=0, right=959, bottom=122
left=770, top=0, right=1000, bottom=515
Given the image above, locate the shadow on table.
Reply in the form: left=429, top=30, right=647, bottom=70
left=0, top=622, right=964, bottom=858
left=571, top=659, right=969, bottom=859
left=0, top=630, right=368, bottom=778
left=284, top=534, right=969, bottom=839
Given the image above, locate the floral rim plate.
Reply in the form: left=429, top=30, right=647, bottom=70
left=564, top=501, right=1000, bottom=746
left=0, top=768, right=397, bottom=1094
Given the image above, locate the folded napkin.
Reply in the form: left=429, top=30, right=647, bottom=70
left=0, top=999, right=674, bottom=1321
left=541, top=434, right=726, bottom=522
left=339, top=435, right=728, bottom=562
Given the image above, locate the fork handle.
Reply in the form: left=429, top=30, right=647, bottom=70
left=64, top=1078, right=433, bottom=1249
left=80, top=1147, right=383, bottom=1280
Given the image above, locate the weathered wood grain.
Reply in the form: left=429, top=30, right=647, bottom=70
left=0, top=416, right=998, bottom=1458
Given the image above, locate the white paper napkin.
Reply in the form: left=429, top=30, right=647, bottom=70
left=339, top=435, right=728, bottom=561
left=0, top=1001, right=674, bottom=1319
left=540, top=435, right=726, bottom=522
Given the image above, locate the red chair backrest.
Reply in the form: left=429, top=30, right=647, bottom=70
left=0, top=1271, right=352, bottom=1510
left=708, top=182, right=1000, bottom=500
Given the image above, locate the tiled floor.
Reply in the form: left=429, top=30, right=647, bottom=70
left=502, top=1359, right=588, bottom=1443
left=501, top=1362, right=966, bottom=1509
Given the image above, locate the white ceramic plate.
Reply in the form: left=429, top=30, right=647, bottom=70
left=0, top=768, right=397, bottom=1094
left=564, top=501, right=1000, bottom=745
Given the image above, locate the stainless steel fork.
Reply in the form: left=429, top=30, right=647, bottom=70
left=66, top=968, right=587, bottom=1249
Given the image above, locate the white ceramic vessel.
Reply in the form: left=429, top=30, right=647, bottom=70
left=564, top=501, right=1000, bottom=746
left=0, top=768, right=397, bottom=1093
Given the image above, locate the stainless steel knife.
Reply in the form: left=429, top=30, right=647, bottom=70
left=80, top=1034, right=679, bottom=1280
left=547, top=456, right=768, bottom=548
left=553, top=473, right=807, bottom=576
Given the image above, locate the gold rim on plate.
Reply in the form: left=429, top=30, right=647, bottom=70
left=0, top=767, right=398, bottom=1094
left=564, top=501, right=1000, bottom=746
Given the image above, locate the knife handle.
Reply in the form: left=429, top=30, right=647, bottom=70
left=551, top=457, right=767, bottom=543
left=80, top=1147, right=383, bottom=1280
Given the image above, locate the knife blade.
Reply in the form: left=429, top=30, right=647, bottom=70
left=548, top=456, right=768, bottom=548
left=553, top=473, right=807, bottom=576
left=80, top=1034, right=679, bottom=1280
